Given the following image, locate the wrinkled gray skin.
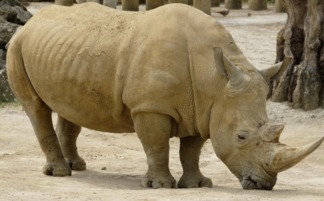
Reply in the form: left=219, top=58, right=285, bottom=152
left=6, top=3, right=323, bottom=190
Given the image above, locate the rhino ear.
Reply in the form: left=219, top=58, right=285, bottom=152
left=259, top=63, right=282, bottom=83
left=259, top=58, right=291, bottom=83
left=214, top=47, right=250, bottom=89
left=214, top=47, right=227, bottom=77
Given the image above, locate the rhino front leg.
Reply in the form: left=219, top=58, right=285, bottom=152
left=134, top=113, right=176, bottom=188
left=56, top=115, right=86, bottom=171
left=25, top=103, right=71, bottom=176
left=178, top=135, right=212, bottom=188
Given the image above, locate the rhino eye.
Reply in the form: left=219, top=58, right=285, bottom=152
left=237, top=131, right=248, bottom=143
left=238, top=134, right=246, bottom=140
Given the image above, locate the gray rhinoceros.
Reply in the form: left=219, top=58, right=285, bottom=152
left=6, top=3, right=323, bottom=190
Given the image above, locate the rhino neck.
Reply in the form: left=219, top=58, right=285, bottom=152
left=208, top=100, right=230, bottom=160
left=185, top=47, right=228, bottom=139
left=190, top=74, right=228, bottom=139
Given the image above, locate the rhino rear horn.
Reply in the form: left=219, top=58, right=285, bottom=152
left=261, top=124, right=284, bottom=143
left=269, top=137, right=324, bottom=173
left=213, top=47, right=250, bottom=88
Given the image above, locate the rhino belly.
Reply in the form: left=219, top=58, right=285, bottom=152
left=31, top=66, right=134, bottom=132
left=30, top=68, right=134, bottom=133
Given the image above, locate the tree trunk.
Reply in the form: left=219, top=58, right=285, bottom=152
left=169, top=0, right=188, bottom=4
left=122, top=0, right=139, bottom=11
left=193, top=0, right=211, bottom=14
left=146, top=0, right=164, bottom=10
left=248, top=0, right=267, bottom=11
left=211, top=0, right=220, bottom=7
left=274, top=0, right=285, bottom=12
left=269, top=0, right=324, bottom=110
left=225, top=0, right=242, bottom=9
left=55, top=0, right=74, bottom=6
left=87, top=0, right=101, bottom=3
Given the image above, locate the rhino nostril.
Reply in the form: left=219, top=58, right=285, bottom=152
left=241, top=176, right=257, bottom=189
left=241, top=176, right=274, bottom=190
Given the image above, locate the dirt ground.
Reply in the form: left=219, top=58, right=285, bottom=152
left=1, top=3, right=324, bottom=201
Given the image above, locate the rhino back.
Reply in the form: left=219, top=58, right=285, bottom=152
left=14, top=3, right=250, bottom=137
left=15, top=3, right=198, bottom=134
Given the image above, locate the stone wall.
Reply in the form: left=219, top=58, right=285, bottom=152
left=0, top=0, right=32, bottom=102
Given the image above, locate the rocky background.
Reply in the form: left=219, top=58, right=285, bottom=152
left=0, top=0, right=32, bottom=103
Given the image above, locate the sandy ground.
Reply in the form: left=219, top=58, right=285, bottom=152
left=1, top=3, right=324, bottom=201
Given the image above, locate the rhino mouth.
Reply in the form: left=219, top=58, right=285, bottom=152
left=240, top=175, right=275, bottom=190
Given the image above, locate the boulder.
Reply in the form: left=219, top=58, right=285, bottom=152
left=0, top=49, right=5, bottom=70
left=0, top=68, right=14, bottom=102
left=0, top=0, right=32, bottom=102
left=0, top=0, right=32, bottom=24
left=0, top=19, right=19, bottom=49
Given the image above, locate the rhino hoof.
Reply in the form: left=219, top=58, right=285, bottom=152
left=43, top=163, right=72, bottom=177
left=141, top=175, right=176, bottom=189
left=68, top=159, right=86, bottom=171
left=178, top=176, right=213, bottom=188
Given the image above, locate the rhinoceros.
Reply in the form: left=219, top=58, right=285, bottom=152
left=6, top=3, right=323, bottom=190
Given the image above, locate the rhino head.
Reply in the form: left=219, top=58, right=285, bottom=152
left=210, top=48, right=324, bottom=190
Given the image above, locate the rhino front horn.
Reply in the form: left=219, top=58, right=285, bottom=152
left=269, top=137, right=324, bottom=173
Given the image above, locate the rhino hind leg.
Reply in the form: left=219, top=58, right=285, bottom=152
left=178, top=136, right=212, bottom=188
left=6, top=44, right=71, bottom=177
left=134, top=113, right=176, bottom=188
left=24, top=102, right=71, bottom=176
left=56, top=115, right=86, bottom=171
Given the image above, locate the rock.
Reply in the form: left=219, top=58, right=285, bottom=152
left=0, top=49, right=5, bottom=70
left=103, top=0, right=118, bottom=8
left=0, top=0, right=32, bottom=25
left=0, top=19, right=19, bottom=49
left=0, top=0, right=32, bottom=103
left=0, top=44, right=14, bottom=103
left=0, top=69, right=15, bottom=102
left=14, top=5, right=32, bottom=24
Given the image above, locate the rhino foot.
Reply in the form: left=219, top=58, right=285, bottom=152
left=178, top=174, right=213, bottom=188
left=43, top=162, right=72, bottom=176
left=141, top=174, right=176, bottom=189
left=67, top=158, right=86, bottom=171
